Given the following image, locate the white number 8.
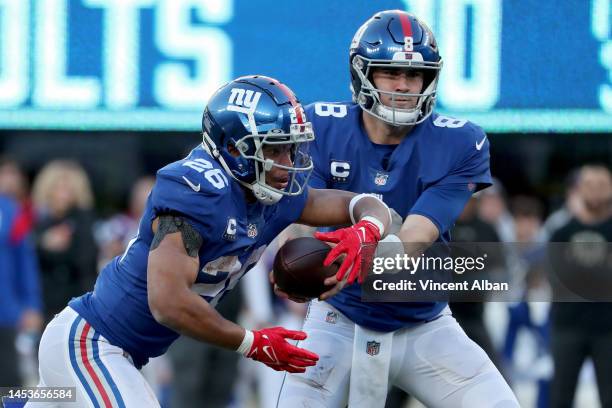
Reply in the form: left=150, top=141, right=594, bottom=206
left=433, top=115, right=467, bottom=128
left=314, top=103, right=347, bottom=118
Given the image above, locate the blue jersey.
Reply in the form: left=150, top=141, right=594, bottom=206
left=70, top=145, right=308, bottom=367
left=305, top=102, right=492, bottom=331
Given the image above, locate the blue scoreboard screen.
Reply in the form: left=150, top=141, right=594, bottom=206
left=0, top=0, right=610, bottom=132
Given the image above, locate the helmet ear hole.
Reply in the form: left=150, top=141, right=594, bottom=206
left=227, top=143, right=241, bottom=158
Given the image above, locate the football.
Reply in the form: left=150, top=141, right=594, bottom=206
left=273, top=237, right=339, bottom=299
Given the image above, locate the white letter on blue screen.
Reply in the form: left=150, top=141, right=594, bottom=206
left=84, top=0, right=155, bottom=109
left=154, top=0, right=233, bottom=109
left=33, top=0, right=101, bottom=108
left=0, top=0, right=29, bottom=107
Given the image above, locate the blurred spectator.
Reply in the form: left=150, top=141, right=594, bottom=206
left=541, top=169, right=583, bottom=242
left=548, top=165, right=612, bottom=408
left=504, top=195, right=551, bottom=408
left=95, top=175, right=155, bottom=269
left=232, top=224, right=310, bottom=408
left=0, top=158, right=36, bottom=247
left=31, top=160, right=98, bottom=322
left=450, top=197, right=505, bottom=373
left=167, top=288, right=242, bottom=408
left=0, top=192, right=43, bottom=387
left=0, top=157, right=31, bottom=203
left=477, top=178, right=516, bottom=243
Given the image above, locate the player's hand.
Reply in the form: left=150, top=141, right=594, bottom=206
left=314, top=219, right=382, bottom=285
left=269, top=271, right=310, bottom=303
left=319, top=274, right=346, bottom=301
left=244, top=327, right=319, bottom=373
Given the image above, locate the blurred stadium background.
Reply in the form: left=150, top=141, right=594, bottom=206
left=1, top=1, right=611, bottom=407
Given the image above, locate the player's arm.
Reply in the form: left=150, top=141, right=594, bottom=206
left=299, top=189, right=392, bottom=288
left=398, top=214, right=439, bottom=243
left=377, top=184, right=474, bottom=261
left=147, top=214, right=244, bottom=349
left=297, top=188, right=382, bottom=228
left=147, top=214, right=318, bottom=373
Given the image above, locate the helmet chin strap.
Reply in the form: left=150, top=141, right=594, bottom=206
left=202, top=132, right=282, bottom=205
left=373, top=102, right=421, bottom=125
left=252, top=183, right=283, bottom=205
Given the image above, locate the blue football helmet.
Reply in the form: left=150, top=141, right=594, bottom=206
left=349, top=10, right=443, bottom=126
left=202, top=75, right=314, bottom=205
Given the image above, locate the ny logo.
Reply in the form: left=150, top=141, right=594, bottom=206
left=228, top=88, right=262, bottom=110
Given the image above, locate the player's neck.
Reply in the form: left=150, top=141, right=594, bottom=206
left=241, top=186, right=258, bottom=204
left=362, top=111, right=413, bottom=144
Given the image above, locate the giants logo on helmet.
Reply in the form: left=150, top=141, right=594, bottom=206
left=227, top=88, right=261, bottom=110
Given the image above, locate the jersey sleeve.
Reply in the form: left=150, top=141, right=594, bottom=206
left=410, top=123, right=492, bottom=236
left=149, top=168, right=226, bottom=241
left=435, top=124, right=492, bottom=191
left=409, top=183, right=474, bottom=236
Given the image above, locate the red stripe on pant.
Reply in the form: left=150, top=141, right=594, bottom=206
left=79, top=323, right=114, bottom=408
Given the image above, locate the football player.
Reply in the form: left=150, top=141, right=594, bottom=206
left=26, top=75, right=391, bottom=407
left=275, top=11, right=520, bottom=408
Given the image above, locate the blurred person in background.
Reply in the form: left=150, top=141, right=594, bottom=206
left=166, top=287, right=242, bottom=408
left=548, top=165, right=612, bottom=408
left=477, top=178, right=516, bottom=243
left=541, top=169, right=584, bottom=242
left=231, top=224, right=310, bottom=408
left=503, top=195, right=551, bottom=408
left=0, top=187, right=43, bottom=387
left=450, top=197, right=505, bottom=373
left=95, top=175, right=155, bottom=269
left=31, top=160, right=98, bottom=322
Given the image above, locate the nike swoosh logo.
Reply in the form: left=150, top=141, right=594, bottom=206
left=262, top=345, right=278, bottom=363
left=357, top=227, right=367, bottom=242
left=475, top=136, right=487, bottom=151
left=182, top=176, right=201, bottom=192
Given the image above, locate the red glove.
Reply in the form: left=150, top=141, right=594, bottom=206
left=241, top=327, right=319, bottom=373
left=314, top=219, right=382, bottom=285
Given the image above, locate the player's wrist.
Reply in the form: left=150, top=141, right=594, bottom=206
left=236, top=328, right=254, bottom=356
left=374, top=233, right=404, bottom=256
left=360, top=216, right=385, bottom=238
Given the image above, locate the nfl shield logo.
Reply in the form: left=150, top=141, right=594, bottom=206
left=374, top=173, right=388, bottom=186
left=325, top=311, right=338, bottom=324
left=247, top=223, right=258, bottom=238
left=366, top=341, right=380, bottom=356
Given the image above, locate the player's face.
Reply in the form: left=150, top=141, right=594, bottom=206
left=371, top=68, right=424, bottom=109
left=262, top=144, right=293, bottom=190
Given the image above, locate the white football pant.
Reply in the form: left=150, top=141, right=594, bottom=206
left=25, top=307, right=160, bottom=408
left=276, top=300, right=519, bottom=408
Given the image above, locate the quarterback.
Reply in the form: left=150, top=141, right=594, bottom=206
left=276, top=11, right=519, bottom=408
left=26, top=75, right=391, bottom=407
